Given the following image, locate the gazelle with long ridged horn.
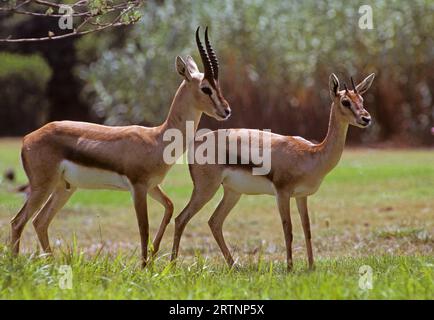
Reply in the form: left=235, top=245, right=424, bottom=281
left=171, top=73, right=375, bottom=270
left=10, top=27, right=230, bottom=267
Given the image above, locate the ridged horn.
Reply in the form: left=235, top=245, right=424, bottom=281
left=205, top=26, right=219, bottom=80
left=195, top=26, right=214, bottom=82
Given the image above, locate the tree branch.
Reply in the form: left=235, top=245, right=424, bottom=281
left=0, top=0, right=144, bottom=42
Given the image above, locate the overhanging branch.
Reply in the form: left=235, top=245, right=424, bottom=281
left=0, top=0, right=144, bottom=42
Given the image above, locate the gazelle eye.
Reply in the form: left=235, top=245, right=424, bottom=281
left=201, top=87, right=212, bottom=95
left=342, top=100, right=351, bottom=107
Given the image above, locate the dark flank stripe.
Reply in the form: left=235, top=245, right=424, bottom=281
left=193, top=131, right=275, bottom=181
left=62, top=145, right=125, bottom=176
left=223, top=154, right=274, bottom=181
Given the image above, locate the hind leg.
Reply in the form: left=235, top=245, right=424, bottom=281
left=276, top=190, right=293, bottom=271
left=32, top=181, right=76, bottom=254
left=11, top=184, right=55, bottom=255
left=171, top=181, right=221, bottom=261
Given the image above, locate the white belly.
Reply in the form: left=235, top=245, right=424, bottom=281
left=292, top=179, right=322, bottom=197
left=60, top=160, right=131, bottom=191
left=222, top=168, right=275, bottom=195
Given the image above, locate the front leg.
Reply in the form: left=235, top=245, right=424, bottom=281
left=132, top=184, right=149, bottom=268
left=276, top=190, right=293, bottom=271
left=296, top=197, right=314, bottom=269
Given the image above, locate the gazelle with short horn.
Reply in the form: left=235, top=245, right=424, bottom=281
left=10, top=27, right=230, bottom=267
left=170, top=73, right=375, bottom=270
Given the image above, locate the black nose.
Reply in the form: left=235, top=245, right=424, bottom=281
left=361, top=116, right=371, bottom=125
left=224, top=108, right=231, bottom=117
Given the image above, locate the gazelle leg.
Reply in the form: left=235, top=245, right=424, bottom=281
left=276, top=190, right=293, bottom=271
left=208, top=187, right=241, bottom=267
left=296, top=197, right=314, bottom=269
left=132, top=184, right=149, bottom=268
left=10, top=184, right=56, bottom=255
left=148, top=186, right=174, bottom=256
left=32, top=181, right=76, bottom=254
left=171, top=183, right=220, bottom=261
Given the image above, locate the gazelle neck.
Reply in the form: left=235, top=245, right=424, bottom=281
left=317, top=102, right=349, bottom=173
left=159, top=81, right=202, bottom=149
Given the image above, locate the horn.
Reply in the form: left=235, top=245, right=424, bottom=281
left=351, top=76, right=358, bottom=93
left=344, top=83, right=349, bottom=93
left=195, top=26, right=214, bottom=82
left=205, top=26, right=219, bottom=80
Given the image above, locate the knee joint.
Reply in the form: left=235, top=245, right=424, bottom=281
left=208, top=217, right=219, bottom=229
left=11, top=219, right=20, bottom=231
left=166, top=200, right=174, bottom=214
left=208, top=218, right=215, bottom=228
left=32, top=217, right=44, bottom=231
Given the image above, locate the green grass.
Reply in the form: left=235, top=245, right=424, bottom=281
left=0, top=139, right=433, bottom=299
left=374, top=227, right=431, bottom=241
left=0, top=247, right=432, bottom=299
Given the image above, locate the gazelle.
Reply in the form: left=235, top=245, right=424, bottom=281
left=10, top=27, right=231, bottom=267
left=171, top=73, right=375, bottom=270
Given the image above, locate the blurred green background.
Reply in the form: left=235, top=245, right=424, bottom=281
left=0, top=0, right=433, bottom=145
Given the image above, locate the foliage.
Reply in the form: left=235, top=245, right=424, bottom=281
left=0, top=52, right=51, bottom=83
left=0, top=0, right=143, bottom=42
left=0, top=53, right=51, bottom=135
left=84, top=0, right=434, bottom=144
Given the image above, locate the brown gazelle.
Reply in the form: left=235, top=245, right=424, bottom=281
left=10, top=27, right=231, bottom=267
left=171, top=73, right=375, bottom=270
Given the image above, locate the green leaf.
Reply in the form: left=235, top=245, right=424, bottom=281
left=45, top=7, right=54, bottom=16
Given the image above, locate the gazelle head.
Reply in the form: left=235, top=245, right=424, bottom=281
left=175, top=27, right=231, bottom=121
left=329, top=73, right=375, bottom=128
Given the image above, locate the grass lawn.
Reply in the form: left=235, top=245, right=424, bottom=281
left=0, top=139, right=433, bottom=299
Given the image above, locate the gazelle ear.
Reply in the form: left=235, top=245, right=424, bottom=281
left=329, top=73, right=340, bottom=99
left=185, top=55, right=199, bottom=74
left=175, top=56, right=193, bottom=81
left=356, top=73, right=375, bottom=95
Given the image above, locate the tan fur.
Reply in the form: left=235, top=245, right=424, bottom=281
left=171, top=73, right=375, bottom=270
left=10, top=54, right=231, bottom=267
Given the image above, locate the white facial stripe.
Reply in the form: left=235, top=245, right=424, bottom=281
left=210, top=91, right=218, bottom=105
left=350, top=103, right=358, bottom=117
left=207, top=89, right=224, bottom=114
left=343, top=98, right=359, bottom=118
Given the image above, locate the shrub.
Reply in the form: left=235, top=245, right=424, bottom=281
left=0, top=52, right=51, bottom=135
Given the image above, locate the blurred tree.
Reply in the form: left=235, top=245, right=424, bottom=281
left=84, top=0, right=434, bottom=145
left=0, top=0, right=433, bottom=145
